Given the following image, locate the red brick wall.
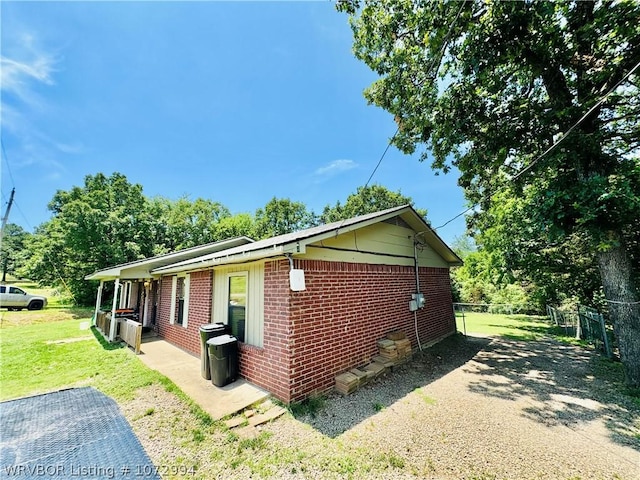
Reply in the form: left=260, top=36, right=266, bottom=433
left=286, top=259, right=455, bottom=403
left=154, top=259, right=455, bottom=404
left=237, top=261, right=293, bottom=403
left=157, top=271, right=213, bottom=356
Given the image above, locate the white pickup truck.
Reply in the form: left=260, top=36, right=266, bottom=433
left=0, top=285, right=48, bottom=311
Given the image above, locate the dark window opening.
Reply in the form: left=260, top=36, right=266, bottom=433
left=228, top=275, right=246, bottom=342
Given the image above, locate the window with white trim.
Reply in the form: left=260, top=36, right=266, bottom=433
left=213, top=264, right=264, bottom=347
left=169, top=274, right=190, bottom=327
left=227, top=272, right=247, bottom=342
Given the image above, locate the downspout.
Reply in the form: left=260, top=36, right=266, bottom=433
left=413, top=240, right=423, bottom=352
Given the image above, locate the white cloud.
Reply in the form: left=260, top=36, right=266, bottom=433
left=1, top=56, right=55, bottom=86
left=1, top=42, right=57, bottom=107
left=54, top=142, right=85, bottom=155
left=314, top=159, right=358, bottom=177
left=0, top=30, right=70, bottom=180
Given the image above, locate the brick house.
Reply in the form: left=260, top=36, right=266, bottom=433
left=87, top=205, right=462, bottom=403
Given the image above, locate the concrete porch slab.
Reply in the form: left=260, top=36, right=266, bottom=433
left=137, top=337, right=269, bottom=420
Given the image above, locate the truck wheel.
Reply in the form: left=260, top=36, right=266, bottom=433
left=28, top=301, right=44, bottom=311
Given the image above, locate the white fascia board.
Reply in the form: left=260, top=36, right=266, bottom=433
left=153, top=245, right=286, bottom=275
left=84, top=268, right=122, bottom=281
left=84, top=236, right=254, bottom=281
left=84, top=266, right=156, bottom=281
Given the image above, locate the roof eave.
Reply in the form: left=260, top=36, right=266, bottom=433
left=152, top=244, right=291, bottom=275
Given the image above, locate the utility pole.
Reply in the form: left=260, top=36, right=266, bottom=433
left=1, top=187, right=15, bottom=234
left=1, top=188, right=15, bottom=282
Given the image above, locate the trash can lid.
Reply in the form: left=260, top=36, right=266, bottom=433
left=206, top=334, right=237, bottom=346
left=200, top=323, right=225, bottom=332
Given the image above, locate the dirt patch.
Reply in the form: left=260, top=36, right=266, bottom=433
left=45, top=336, right=93, bottom=345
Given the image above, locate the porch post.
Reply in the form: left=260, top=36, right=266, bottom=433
left=143, top=282, right=151, bottom=326
left=119, top=282, right=128, bottom=309
left=109, top=279, right=120, bottom=342
left=92, top=280, right=104, bottom=326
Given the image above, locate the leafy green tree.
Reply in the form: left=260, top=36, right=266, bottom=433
left=450, top=234, right=476, bottom=261
left=476, top=189, right=604, bottom=310
left=0, top=224, right=29, bottom=282
left=253, top=198, right=317, bottom=239
left=19, top=221, right=68, bottom=290
left=217, top=213, right=255, bottom=240
left=25, top=173, right=157, bottom=304
left=160, top=196, right=231, bottom=250
left=339, top=0, right=640, bottom=386
left=321, top=185, right=427, bottom=223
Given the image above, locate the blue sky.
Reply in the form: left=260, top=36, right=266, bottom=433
left=1, top=1, right=467, bottom=245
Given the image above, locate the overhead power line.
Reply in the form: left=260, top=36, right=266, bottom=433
left=434, top=58, right=640, bottom=231
left=1, top=138, right=16, bottom=189
left=512, top=59, right=640, bottom=182
left=358, top=1, right=467, bottom=193
left=362, top=127, right=400, bottom=190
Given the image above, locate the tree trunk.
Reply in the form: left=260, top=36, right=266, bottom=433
left=596, top=238, right=640, bottom=387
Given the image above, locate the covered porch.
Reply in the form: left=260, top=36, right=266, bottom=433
left=90, top=277, right=158, bottom=343
left=84, top=237, right=255, bottom=343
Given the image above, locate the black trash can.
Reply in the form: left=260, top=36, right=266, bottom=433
left=207, top=334, right=238, bottom=387
left=199, top=323, right=227, bottom=380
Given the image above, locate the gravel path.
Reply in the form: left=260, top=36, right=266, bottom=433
left=125, top=334, right=640, bottom=479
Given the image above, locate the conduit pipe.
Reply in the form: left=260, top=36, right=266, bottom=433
left=413, top=239, right=423, bottom=352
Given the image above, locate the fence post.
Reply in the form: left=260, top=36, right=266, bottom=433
left=575, top=307, right=582, bottom=340
left=598, top=313, right=612, bottom=358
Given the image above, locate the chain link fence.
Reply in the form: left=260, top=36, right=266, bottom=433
left=546, top=304, right=614, bottom=358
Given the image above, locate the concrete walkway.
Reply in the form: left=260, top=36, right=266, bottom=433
left=137, top=337, right=269, bottom=420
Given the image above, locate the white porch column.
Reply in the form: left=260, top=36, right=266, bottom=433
left=92, top=280, right=104, bottom=325
left=143, top=282, right=151, bottom=326
left=119, top=282, right=129, bottom=309
left=109, top=279, right=120, bottom=342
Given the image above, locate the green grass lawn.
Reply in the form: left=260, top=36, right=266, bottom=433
left=0, top=307, right=568, bottom=401
left=455, top=311, right=563, bottom=340
left=0, top=308, right=409, bottom=478
left=0, top=314, right=169, bottom=402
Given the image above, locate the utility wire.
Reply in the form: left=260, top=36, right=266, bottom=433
left=434, top=205, right=475, bottom=230
left=362, top=127, right=400, bottom=190
left=12, top=200, right=32, bottom=231
left=346, top=0, right=466, bottom=224
left=11, top=198, right=77, bottom=303
left=1, top=138, right=16, bottom=190
left=0, top=121, right=76, bottom=303
left=604, top=299, right=640, bottom=305
left=512, top=59, right=640, bottom=182
left=434, top=59, right=640, bottom=231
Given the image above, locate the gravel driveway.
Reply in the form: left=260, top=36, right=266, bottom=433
left=268, top=334, right=640, bottom=479
left=127, top=334, right=640, bottom=479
